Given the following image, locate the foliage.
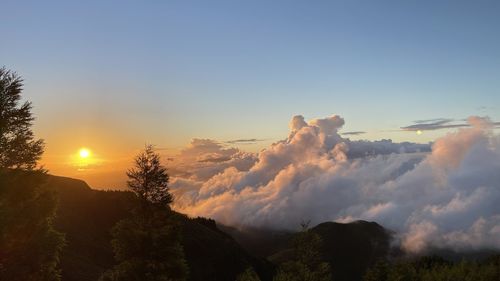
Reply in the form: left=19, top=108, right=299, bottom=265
left=100, top=146, right=188, bottom=280
left=273, top=222, right=332, bottom=281
left=236, top=267, right=262, bottom=281
left=126, top=144, right=172, bottom=207
left=99, top=207, right=188, bottom=281
left=0, top=170, right=65, bottom=280
left=364, top=255, right=500, bottom=281
left=0, top=67, right=44, bottom=170
left=0, top=68, right=64, bottom=280
left=274, top=261, right=331, bottom=281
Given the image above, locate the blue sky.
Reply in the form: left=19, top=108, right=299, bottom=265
left=1, top=0, right=500, bottom=156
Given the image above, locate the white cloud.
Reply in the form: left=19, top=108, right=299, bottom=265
left=169, top=115, right=500, bottom=253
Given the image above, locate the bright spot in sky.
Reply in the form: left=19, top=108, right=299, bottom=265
left=79, top=148, right=91, bottom=158
left=416, top=130, right=423, bottom=135
left=74, top=148, right=98, bottom=172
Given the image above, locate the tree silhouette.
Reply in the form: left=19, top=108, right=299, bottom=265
left=273, top=222, right=332, bottom=281
left=0, top=67, right=44, bottom=170
left=126, top=144, right=172, bottom=207
left=364, top=255, right=500, bottom=281
left=236, top=267, right=261, bottom=281
left=100, top=145, right=187, bottom=281
left=0, top=67, right=64, bottom=280
left=99, top=210, right=188, bottom=281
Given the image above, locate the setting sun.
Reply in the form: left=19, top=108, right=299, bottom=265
left=79, top=148, right=91, bottom=158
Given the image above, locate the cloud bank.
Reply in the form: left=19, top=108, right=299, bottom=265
left=169, top=115, right=500, bottom=254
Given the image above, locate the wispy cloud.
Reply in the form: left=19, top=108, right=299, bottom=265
left=197, top=156, right=232, bottom=163
left=225, top=138, right=266, bottom=145
left=341, top=131, right=366, bottom=136
left=413, top=118, right=454, bottom=124
left=401, top=117, right=500, bottom=132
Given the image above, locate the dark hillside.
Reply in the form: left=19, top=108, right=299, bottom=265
left=229, top=220, right=392, bottom=281
left=311, top=221, right=392, bottom=281
left=43, top=174, right=273, bottom=281
left=180, top=217, right=274, bottom=281
left=218, top=224, right=294, bottom=258
left=46, top=176, right=138, bottom=281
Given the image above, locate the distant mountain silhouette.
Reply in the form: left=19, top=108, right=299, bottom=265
left=218, top=224, right=294, bottom=258
left=222, top=221, right=392, bottom=281
left=311, top=221, right=392, bottom=281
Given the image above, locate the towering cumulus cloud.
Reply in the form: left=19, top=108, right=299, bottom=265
left=169, top=115, right=500, bottom=253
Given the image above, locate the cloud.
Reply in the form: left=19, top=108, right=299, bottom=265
left=346, top=139, right=430, bottom=158
left=413, top=118, right=454, bottom=124
left=401, top=117, right=500, bottom=132
left=170, top=115, right=500, bottom=254
left=401, top=118, right=463, bottom=131
left=225, top=138, right=266, bottom=145
left=167, top=138, right=257, bottom=181
left=341, top=131, right=366, bottom=136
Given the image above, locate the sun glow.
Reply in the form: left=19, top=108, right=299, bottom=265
left=74, top=147, right=97, bottom=171
left=79, top=148, right=91, bottom=158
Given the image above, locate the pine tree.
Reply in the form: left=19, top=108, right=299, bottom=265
left=273, top=222, right=332, bottom=281
left=100, top=145, right=188, bottom=281
left=126, top=144, right=172, bottom=207
left=0, top=67, right=44, bottom=170
left=0, top=67, right=64, bottom=280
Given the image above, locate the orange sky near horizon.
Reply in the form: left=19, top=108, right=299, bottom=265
left=37, top=127, right=276, bottom=189
left=37, top=123, right=443, bottom=190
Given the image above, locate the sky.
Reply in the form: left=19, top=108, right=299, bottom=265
left=1, top=0, right=500, bottom=188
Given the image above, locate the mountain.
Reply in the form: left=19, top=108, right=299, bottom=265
left=44, top=174, right=397, bottom=281
left=8, top=173, right=500, bottom=281
left=218, top=224, right=294, bottom=258
left=44, top=175, right=274, bottom=281
left=311, top=221, right=392, bottom=281
left=223, top=221, right=392, bottom=281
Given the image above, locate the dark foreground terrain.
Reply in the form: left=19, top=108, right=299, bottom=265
left=47, top=175, right=272, bottom=281
left=45, top=175, right=499, bottom=281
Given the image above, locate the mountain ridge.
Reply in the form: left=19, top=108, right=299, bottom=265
left=42, top=174, right=394, bottom=281
left=44, top=173, right=274, bottom=281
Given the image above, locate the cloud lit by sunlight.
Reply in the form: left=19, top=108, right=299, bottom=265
left=169, top=114, right=500, bottom=253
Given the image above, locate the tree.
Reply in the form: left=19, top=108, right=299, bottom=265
left=236, top=267, right=261, bottom=281
left=273, top=222, right=332, bottom=281
left=0, top=67, right=64, bottom=280
left=99, top=210, right=188, bottom=281
left=100, top=145, right=188, bottom=281
left=0, top=170, right=65, bottom=280
left=364, top=255, right=500, bottom=281
left=0, top=67, right=44, bottom=170
left=126, top=144, right=172, bottom=207
left=363, top=260, right=389, bottom=281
